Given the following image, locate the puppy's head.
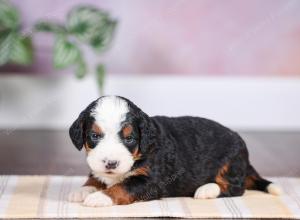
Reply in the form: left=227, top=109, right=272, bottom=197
left=69, top=96, right=155, bottom=177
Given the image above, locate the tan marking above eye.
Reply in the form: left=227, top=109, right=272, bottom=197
left=92, top=123, right=102, bottom=134
left=122, top=124, right=133, bottom=138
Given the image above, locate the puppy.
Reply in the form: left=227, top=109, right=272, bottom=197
left=68, top=96, right=282, bottom=207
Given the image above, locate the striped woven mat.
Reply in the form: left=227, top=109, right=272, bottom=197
left=0, top=176, right=299, bottom=218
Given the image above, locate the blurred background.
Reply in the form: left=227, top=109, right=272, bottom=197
left=0, top=0, right=299, bottom=176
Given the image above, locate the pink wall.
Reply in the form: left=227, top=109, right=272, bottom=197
left=5, top=0, right=300, bottom=75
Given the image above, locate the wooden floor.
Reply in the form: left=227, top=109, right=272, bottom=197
left=0, top=130, right=299, bottom=176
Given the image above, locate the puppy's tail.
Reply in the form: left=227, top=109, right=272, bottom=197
left=245, top=165, right=282, bottom=195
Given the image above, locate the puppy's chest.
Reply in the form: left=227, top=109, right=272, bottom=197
left=92, top=172, right=134, bottom=187
left=92, top=168, right=144, bottom=187
left=93, top=175, right=120, bottom=187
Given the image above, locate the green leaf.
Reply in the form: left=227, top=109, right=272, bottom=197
left=0, top=30, right=14, bottom=65
left=0, top=0, right=19, bottom=30
left=53, top=36, right=81, bottom=69
left=9, top=35, right=33, bottom=65
left=96, top=64, right=105, bottom=94
left=90, top=19, right=117, bottom=52
left=0, top=2, right=33, bottom=66
left=75, top=58, right=86, bottom=78
left=34, top=21, right=66, bottom=34
left=66, top=5, right=113, bottom=43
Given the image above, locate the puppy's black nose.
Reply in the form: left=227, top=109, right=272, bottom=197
left=105, top=160, right=119, bottom=170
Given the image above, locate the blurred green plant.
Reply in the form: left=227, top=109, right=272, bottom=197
left=0, top=0, right=34, bottom=66
left=35, top=5, right=117, bottom=94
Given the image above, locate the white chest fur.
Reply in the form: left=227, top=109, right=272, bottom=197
left=92, top=171, right=135, bottom=187
left=92, top=172, right=123, bottom=187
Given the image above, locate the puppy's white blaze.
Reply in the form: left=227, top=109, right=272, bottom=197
left=194, top=183, right=221, bottom=199
left=267, top=183, right=283, bottom=195
left=87, top=96, right=134, bottom=184
left=93, top=96, right=129, bottom=130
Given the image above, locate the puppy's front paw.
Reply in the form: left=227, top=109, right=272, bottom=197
left=68, top=186, right=97, bottom=203
left=83, top=191, right=113, bottom=207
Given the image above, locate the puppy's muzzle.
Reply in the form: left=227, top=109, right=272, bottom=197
left=103, top=160, right=119, bottom=170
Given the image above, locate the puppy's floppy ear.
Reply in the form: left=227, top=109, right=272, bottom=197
left=69, top=111, right=86, bottom=151
left=69, top=99, right=100, bottom=150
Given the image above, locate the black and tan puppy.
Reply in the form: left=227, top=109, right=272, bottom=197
left=68, top=95, right=281, bottom=207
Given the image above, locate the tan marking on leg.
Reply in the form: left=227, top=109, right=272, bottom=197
left=215, top=163, right=230, bottom=193
left=245, top=174, right=257, bottom=189
left=104, top=184, right=135, bottom=205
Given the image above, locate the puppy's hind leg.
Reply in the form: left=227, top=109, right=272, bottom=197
left=194, top=183, right=221, bottom=199
left=215, top=154, right=248, bottom=198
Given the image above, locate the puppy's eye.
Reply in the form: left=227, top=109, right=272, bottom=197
left=90, top=132, right=102, bottom=141
left=124, top=136, right=135, bottom=144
